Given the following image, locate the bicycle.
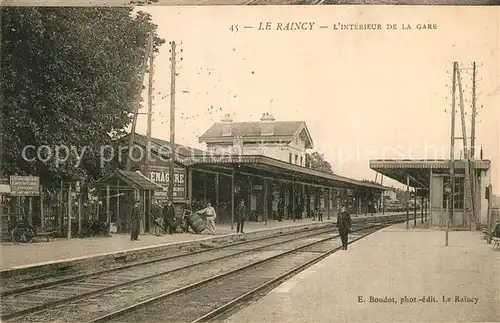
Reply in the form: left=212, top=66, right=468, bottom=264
left=7, top=216, right=36, bottom=244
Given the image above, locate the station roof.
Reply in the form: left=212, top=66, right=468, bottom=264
left=182, top=155, right=390, bottom=191
left=114, top=133, right=389, bottom=192
left=95, top=169, right=163, bottom=191
left=199, top=121, right=314, bottom=149
left=369, top=159, right=491, bottom=189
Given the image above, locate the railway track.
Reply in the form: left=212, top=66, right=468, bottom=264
left=95, top=222, right=398, bottom=323
left=2, top=216, right=406, bottom=322
left=0, top=225, right=334, bottom=321
left=243, top=0, right=499, bottom=4
left=0, top=224, right=331, bottom=293
left=244, top=0, right=326, bottom=5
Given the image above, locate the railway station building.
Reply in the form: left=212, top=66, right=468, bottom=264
left=105, top=113, right=392, bottom=234
left=369, top=159, right=491, bottom=230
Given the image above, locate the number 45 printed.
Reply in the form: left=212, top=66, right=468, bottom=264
left=229, top=25, right=239, bottom=32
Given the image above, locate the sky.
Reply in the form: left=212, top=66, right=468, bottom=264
left=131, top=5, right=499, bottom=192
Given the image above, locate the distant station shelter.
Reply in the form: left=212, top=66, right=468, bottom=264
left=370, top=159, right=491, bottom=230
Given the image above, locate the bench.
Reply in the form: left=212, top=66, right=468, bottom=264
left=36, top=231, right=57, bottom=242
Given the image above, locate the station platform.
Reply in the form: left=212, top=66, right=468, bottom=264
left=226, top=222, right=500, bottom=323
left=0, top=212, right=401, bottom=276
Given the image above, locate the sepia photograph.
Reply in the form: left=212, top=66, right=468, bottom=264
left=0, top=4, right=499, bottom=323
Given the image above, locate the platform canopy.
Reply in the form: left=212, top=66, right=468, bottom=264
left=181, top=155, right=391, bottom=192
left=369, top=159, right=491, bottom=189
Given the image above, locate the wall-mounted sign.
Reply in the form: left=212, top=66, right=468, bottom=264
left=253, top=185, right=263, bottom=191
left=147, top=166, right=187, bottom=202
left=9, top=176, right=40, bottom=196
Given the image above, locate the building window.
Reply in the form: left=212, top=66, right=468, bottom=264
left=295, top=154, right=298, bottom=164
left=288, top=152, right=292, bottom=163
left=300, top=156, right=303, bottom=166
left=442, top=176, right=465, bottom=210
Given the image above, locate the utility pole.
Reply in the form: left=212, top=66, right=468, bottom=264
left=470, top=61, right=478, bottom=229
left=471, top=62, right=477, bottom=159
left=456, top=66, right=473, bottom=229
left=168, top=41, right=180, bottom=202
left=144, top=50, right=155, bottom=176
left=447, top=62, right=457, bottom=247
left=126, top=32, right=154, bottom=171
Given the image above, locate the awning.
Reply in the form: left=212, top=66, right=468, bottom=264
left=369, top=159, right=491, bottom=188
left=183, top=155, right=391, bottom=191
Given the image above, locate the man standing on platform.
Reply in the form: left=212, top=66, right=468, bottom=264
left=163, top=200, right=176, bottom=235
left=337, top=204, right=352, bottom=250
left=317, top=204, right=325, bottom=222
left=182, top=199, right=193, bottom=233
left=197, top=201, right=217, bottom=235
left=277, top=198, right=284, bottom=222
left=152, top=200, right=164, bottom=236
left=236, top=199, right=247, bottom=233
left=130, top=198, right=142, bottom=241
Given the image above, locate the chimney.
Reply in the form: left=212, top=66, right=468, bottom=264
left=221, top=113, right=232, bottom=136
left=260, top=112, right=275, bottom=136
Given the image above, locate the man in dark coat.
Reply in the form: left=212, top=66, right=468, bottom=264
left=295, top=198, right=303, bottom=220
left=337, top=204, right=352, bottom=250
left=236, top=199, right=247, bottom=233
left=151, top=200, right=164, bottom=236
left=182, top=200, right=193, bottom=233
left=277, top=198, right=284, bottom=222
left=130, top=199, right=142, bottom=241
left=163, top=200, right=176, bottom=234
left=287, top=202, right=293, bottom=220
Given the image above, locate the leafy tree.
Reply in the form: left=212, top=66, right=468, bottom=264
left=305, top=152, right=334, bottom=174
left=1, top=7, right=165, bottom=185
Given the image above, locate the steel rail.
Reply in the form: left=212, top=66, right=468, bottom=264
left=1, top=224, right=332, bottom=297
left=0, top=226, right=334, bottom=321
left=88, top=221, right=399, bottom=323
left=191, top=222, right=396, bottom=323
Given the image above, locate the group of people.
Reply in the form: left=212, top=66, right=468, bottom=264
left=275, top=198, right=326, bottom=222
left=152, top=199, right=192, bottom=236
left=129, top=198, right=191, bottom=241
left=129, top=196, right=352, bottom=249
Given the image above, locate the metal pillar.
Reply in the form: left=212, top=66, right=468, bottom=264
left=406, top=174, right=409, bottom=230
left=414, top=188, right=417, bottom=226
left=421, top=195, right=424, bottom=223
left=231, top=170, right=235, bottom=230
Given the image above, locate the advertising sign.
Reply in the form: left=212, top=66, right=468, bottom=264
left=9, top=176, right=40, bottom=196
left=147, top=166, right=187, bottom=202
